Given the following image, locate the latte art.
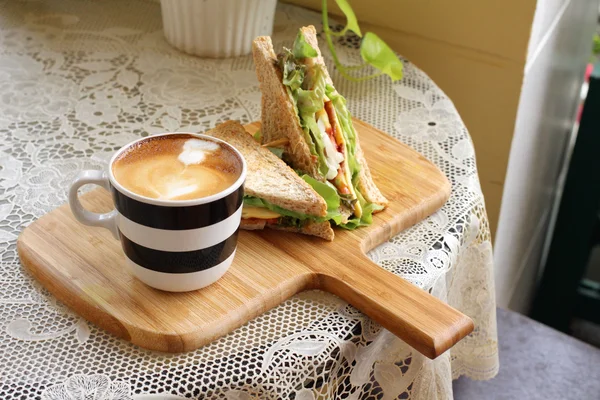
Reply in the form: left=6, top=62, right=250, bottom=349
left=112, top=135, right=242, bottom=201
left=178, top=138, right=220, bottom=165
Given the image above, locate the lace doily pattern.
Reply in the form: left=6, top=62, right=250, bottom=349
left=0, top=1, right=498, bottom=398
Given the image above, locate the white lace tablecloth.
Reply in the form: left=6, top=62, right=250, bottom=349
left=0, top=1, right=499, bottom=398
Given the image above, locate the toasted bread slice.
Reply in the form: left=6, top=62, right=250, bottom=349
left=206, top=121, right=328, bottom=218
left=270, top=220, right=334, bottom=241
left=252, top=26, right=388, bottom=210
left=252, top=35, right=321, bottom=178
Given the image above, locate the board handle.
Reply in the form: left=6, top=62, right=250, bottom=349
left=317, top=255, right=474, bottom=359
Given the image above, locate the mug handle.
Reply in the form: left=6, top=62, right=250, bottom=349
left=69, top=170, right=119, bottom=240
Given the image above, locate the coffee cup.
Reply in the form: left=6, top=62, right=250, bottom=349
left=68, top=133, right=247, bottom=292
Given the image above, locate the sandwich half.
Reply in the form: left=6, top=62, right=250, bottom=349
left=252, top=26, right=388, bottom=229
left=206, top=120, right=335, bottom=241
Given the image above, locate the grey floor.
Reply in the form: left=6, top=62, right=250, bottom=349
left=453, top=308, right=600, bottom=400
left=571, top=317, right=600, bottom=348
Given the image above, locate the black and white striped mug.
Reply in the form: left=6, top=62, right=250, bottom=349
left=68, top=133, right=247, bottom=292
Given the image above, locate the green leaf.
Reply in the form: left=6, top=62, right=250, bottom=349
left=340, top=189, right=384, bottom=229
left=293, top=30, right=318, bottom=59
left=359, top=202, right=384, bottom=225
left=301, top=174, right=344, bottom=224
left=326, top=209, right=344, bottom=224
left=296, top=89, right=323, bottom=115
left=296, top=65, right=326, bottom=112
left=360, top=32, right=403, bottom=81
left=253, top=129, right=262, bottom=142
left=280, top=49, right=305, bottom=91
left=283, top=68, right=304, bottom=92
left=301, top=175, right=341, bottom=210
left=338, top=217, right=361, bottom=230
left=334, top=0, right=362, bottom=37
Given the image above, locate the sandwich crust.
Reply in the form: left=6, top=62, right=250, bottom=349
left=240, top=219, right=266, bottom=230
left=241, top=218, right=334, bottom=241
left=269, top=220, right=334, bottom=241
left=355, top=145, right=388, bottom=208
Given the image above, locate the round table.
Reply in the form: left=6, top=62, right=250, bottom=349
left=0, top=1, right=499, bottom=398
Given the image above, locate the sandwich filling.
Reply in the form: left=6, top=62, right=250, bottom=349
left=275, top=30, right=383, bottom=228
left=242, top=196, right=311, bottom=228
left=241, top=174, right=343, bottom=229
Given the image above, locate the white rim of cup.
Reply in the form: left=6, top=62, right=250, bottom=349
left=108, top=132, right=247, bottom=207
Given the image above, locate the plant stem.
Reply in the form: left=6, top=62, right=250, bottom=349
left=345, top=63, right=368, bottom=71
left=347, top=72, right=385, bottom=82
left=329, top=30, right=346, bottom=37
left=322, top=0, right=367, bottom=81
left=322, top=0, right=344, bottom=69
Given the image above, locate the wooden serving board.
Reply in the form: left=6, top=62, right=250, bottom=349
left=17, top=120, right=473, bottom=359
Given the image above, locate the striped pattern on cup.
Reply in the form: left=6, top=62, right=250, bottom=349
left=110, top=185, right=244, bottom=292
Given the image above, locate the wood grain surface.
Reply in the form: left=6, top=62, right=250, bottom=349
left=17, top=120, right=473, bottom=359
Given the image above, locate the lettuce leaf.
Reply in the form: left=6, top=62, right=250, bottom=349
left=278, top=44, right=321, bottom=168
left=281, top=50, right=305, bottom=91
left=294, top=65, right=330, bottom=178
left=297, top=88, right=324, bottom=115
left=297, top=65, right=326, bottom=115
left=326, top=210, right=344, bottom=225
left=338, top=190, right=383, bottom=229
left=283, top=69, right=304, bottom=92
left=301, top=115, right=329, bottom=177
left=301, top=175, right=344, bottom=224
left=301, top=175, right=340, bottom=210
left=293, top=30, right=318, bottom=59
left=243, top=196, right=264, bottom=208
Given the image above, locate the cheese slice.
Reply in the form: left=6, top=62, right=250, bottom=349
left=242, top=206, right=281, bottom=219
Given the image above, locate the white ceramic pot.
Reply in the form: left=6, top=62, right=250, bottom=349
left=160, top=0, right=277, bottom=58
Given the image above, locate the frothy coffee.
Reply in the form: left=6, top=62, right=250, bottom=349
left=112, top=134, right=242, bottom=201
